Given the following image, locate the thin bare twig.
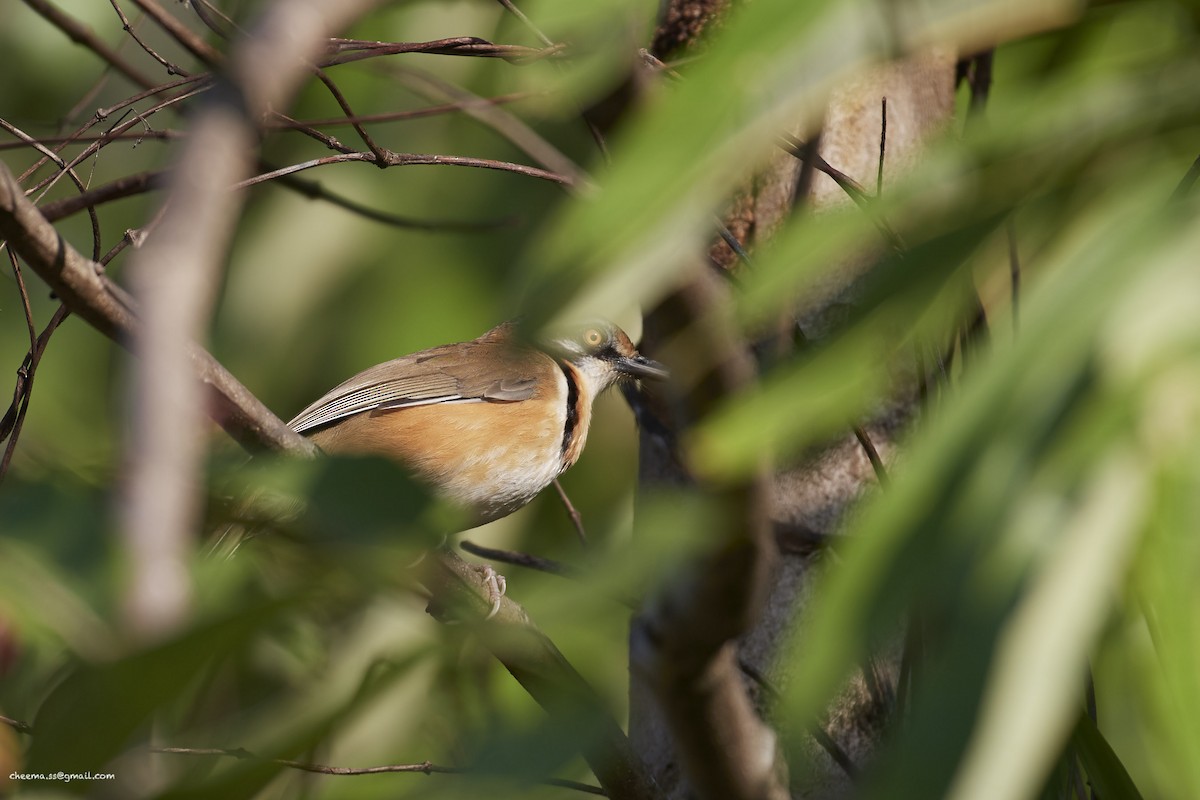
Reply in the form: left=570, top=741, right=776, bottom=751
left=271, top=171, right=517, bottom=232
left=852, top=425, right=889, bottom=486
left=715, top=221, right=754, bottom=268
left=96, top=75, right=211, bottom=122
left=284, top=92, right=538, bottom=129
left=1, top=248, right=72, bottom=456
left=0, top=714, right=33, bottom=735
left=959, top=51, right=996, bottom=354
left=310, top=67, right=387, bottom=161
left=637, top=48, right=684, bottom=80
left=0, top=303, right=70, bottom=483
left=0, top=251, right=39, bottom=483
left=0, top=117, right=104, bottom=260
left=94, top=197, right=169, bottom=268
left=877, top=97, right=887, bottom=197
left=790, top=321, right=889, bottom=488
left=779, top=133, right=904, bottom=253
left=391, top=67, right=590, bottom=189
left=737, top=657, right=858, bottom=779
left=495, top=0, right=554, bottom=47
left=127, top=0, right=223, bottom=68
left=0, top=161, right=314, bottom=454
left=322, top=37, right=561, bottom=68
left=37, top=170, right=164, bottom=222
left=22, top=0, right=157, bottom=89
left=0, top=93, right=538, bottom=153
left=552, top=478, right=588, bottom=546
left=270, top=109, right=356, bottom=154
left=108, top=0, right=190, bottom=76
left=24, top=80, right=210, bottom=199
left=460, top=540, right=583, bottom=579
left=234, top=151, right=573, bottom=190
left=27, top=164, right=512, bottom=233
left=493, top=0, right=610, bottom=158
left=152, top=746, right=605, bottom=794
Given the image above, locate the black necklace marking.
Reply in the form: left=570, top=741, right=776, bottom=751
left=558, top=360, right=581, bottom=459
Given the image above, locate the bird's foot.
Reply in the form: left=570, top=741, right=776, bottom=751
left=474, top=564, right=507, bottom=618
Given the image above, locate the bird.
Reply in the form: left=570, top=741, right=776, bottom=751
left=287, top=320, right=667, bottom=528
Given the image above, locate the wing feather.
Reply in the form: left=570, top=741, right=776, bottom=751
left=288, top=329, right=549, bottom=435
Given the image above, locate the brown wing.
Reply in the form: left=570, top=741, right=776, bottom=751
left=288, top=326, right=547, bottom=435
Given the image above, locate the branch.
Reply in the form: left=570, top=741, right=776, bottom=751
left=0, top=293, right=70, bottom=485
left=391, top=67, right=591, bottom=189
left=270, top=170, right=518, bottom=232
left=852, top=424, right=889, bottom=486
left=37, top=171, right=165, bottom=222
left=0, top=92, right=536, bottom=153
left=552, top=478, right=589, bottom=546
left=31, top=166, right=513, bottom=233
left=0, top=161, right=313, bottom=454
left=234, top=151, right=573, bottom=190
left=0, top=117, right=103, bottom=260
left=126, top=0, right=223, bottom=69
left=321, top=37, right=561, bottom=67
left=109, top=0, right=191, bottom=77
left=24, top=79, right=209, bottom=200
left=1, top=250, right=41, bottom=483
left=152, top=746, right=605, bottom=794
left=425, top=549, right=654, bottom=800
left=0, top=714, right=33, bottom=735
left=779, top=133, right=905, bottom=253
left=459, top=541, right=583, bottom=580
left=277, top=91, right=537, bottom=129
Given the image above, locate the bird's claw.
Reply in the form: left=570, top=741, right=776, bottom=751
left=476, top=564, right=507, bottom=618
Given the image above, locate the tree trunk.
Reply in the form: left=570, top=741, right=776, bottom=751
left=628, top=4, right=957, bottom=796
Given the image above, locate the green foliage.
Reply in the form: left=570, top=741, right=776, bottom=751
left=2, top=0, right=1200, bottom=798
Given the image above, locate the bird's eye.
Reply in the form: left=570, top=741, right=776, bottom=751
left=583, top=328, right=605, bottom=349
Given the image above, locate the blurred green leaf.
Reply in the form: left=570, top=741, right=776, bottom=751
left=305, top=455, right=456, bottom=549
left=513, top=0, right=658, bottom=112
left=522, top=0, right=1076, bottom=323
left=1073, top=710, right=1145, bottom=800
left=154, top=648, right=433, bottom=800
left=27, top=600, right=290, bottom=780
left=777, top=162, right=1200, bottom=794
left=945, top=453, right=1145, bottom=800
left=1127, top=462, right=1200, bottom=799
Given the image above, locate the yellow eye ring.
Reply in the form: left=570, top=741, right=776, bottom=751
left=583, top=329, right=604, bottom=348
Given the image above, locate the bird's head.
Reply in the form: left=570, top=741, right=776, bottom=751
left=548, top=321, right=668, bottom=394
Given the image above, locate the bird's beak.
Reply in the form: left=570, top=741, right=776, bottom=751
left=617, top=353, right=669, bottom=381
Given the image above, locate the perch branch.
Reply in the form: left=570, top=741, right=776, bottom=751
left=0, top=161, right=313, bottom=454
left=426, top=549, right=654, bottom=800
